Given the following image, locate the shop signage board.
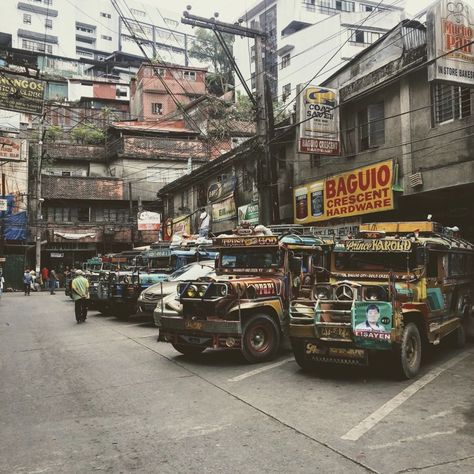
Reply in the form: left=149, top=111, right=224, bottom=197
left=294, top=160, right=394, bottom=224
left=137, top=211, right=161, bottom=231
left=427, top=0, right=474, bottom=85
left=0, top=72, right=45, bottom=115
left=172, top=216, right=191, bottom=236
left=211, top=195, right=237, bottom=223
left=0, top=137, right=24, bottom=161
left=0, top=199, right=7, bottom=211
left=298, top=85, right=340, bottom=155
left=238, top=202, right=259, bottom=225
left=207, top=176, right=237, bottom=203
left=50, top=252, right=64, bottom=258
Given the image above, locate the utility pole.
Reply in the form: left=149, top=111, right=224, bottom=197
left=0, top=172, right=5, bottom=257
left=35, top=111, right=45, bottom=273
left=129, top=182, right=134, bottom=248
left=181, top=9, right=276, bottom=225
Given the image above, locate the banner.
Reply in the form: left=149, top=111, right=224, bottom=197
left=298, top=85, right=340, bottom=155
left=211, top=195, right=237, bottom=223
left=427, top=0, right=474, bottom=85
left=238, top=203, right=259, bottom=225
left=207, top=176, right=237, bottom=203
left=172, top=216, right=191, bottom=236
left=0, top=72, right=45, bottom=115
left=294, top=160, right=394, bottom=224
left=137, top=211, right=161, bottom=231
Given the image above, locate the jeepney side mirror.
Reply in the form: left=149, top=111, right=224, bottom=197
left=416, top=247, right=426, bottom=266
left=289, top=256, right=302, bottom=274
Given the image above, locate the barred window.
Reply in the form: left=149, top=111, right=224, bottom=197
left=432, top=83, right=471, bottom=125
left=358, top=102, right=384, bottom=151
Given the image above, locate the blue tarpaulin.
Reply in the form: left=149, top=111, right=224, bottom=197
left=2, top=211, right=27, bottom=241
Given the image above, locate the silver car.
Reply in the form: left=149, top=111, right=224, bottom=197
left=137, top=261, right=216, bottom=318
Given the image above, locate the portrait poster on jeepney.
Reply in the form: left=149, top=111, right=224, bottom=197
left=352, top=302, right=392, bottom=348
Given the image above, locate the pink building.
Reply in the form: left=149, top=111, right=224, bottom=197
left=130, top=63, right=207, bottom=120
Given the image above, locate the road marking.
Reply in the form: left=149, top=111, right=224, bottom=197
left=341, top=350, right=473, bottom=441
left=368, top=429, right=457, bottom=450
left=228, top=357, right=294, bottom=382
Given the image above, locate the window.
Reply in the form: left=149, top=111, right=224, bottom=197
left=343, top=114, right=356, bottom=155
left=44, top=0, right=53, bottom=5
left=358, top=102, right=384, bottom=150
left=52, top=207, right=71, bottom=223
left=23, top=14, right=31, bottom=24
left=45, top=18, right=52, bottom=29
left=251, top=73, right=256, bottom=90
left=156, top=68, right=166, bottom=76
left=350, top=29, right=382, bottom=45
left=99, top=208, right=127, bottom=223
left=183, top=70, right=196, bottom=81
left=76, top=25, right=95, bottom=34
left=432, top=83, right=471, bottom=125
left=101, top=35, right=112, bottom=41
left=335, top=1, right=355, bottom=12
left=282, top=83, right=291, bottom=102
left=310, top=154, right=320, bottom=168
left=61, top=171, right=71, bottom=177
left=281, top=54, right=290, bottom=69
left=100, top=12, right=111, bottom=19
left=78, top=207, right=90, bottom=222
left=116, top=88, right=127, bottom=98
left=151, top=103, right=163, bottom=115
left=22, top=39, right=52, bottom=54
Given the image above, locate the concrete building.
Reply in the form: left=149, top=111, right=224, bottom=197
left=1, top=0, right=195, bottom=66
left=291, top=14, right=474, bottom=240
left=129, top=63, right=207, bottom=120
left=233, top=0, right=405, bottom=103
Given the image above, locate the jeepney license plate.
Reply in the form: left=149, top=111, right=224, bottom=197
left=184, top=320, right=204, bottom=330
left=305, top=343, right=365, bottom=359
left=319, top=327, right=351, bottom=339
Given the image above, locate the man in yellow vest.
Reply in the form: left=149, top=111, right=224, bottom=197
left=71, top=270, right=90, bottom=323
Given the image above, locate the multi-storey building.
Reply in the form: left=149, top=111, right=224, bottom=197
left=234, top=0, right=405, bottom=103
left=1, top=0, right=194, bottom=65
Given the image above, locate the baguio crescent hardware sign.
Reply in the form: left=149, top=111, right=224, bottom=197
left=427, top=0, right=474, bottom=85
left=298, top=85, right=340, bottom=155
left=0, top=72, right=45, bottom=115
left=294, top=160, right=394, bottom=224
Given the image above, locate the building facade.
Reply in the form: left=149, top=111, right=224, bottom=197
left=234, top=0, right=405, bottom=103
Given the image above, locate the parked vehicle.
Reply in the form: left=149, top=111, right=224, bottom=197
left=88, top=271, right=111, bottom=314
left=139, top=260, right=216, bottom=318
left=289, top=221, right=474, bottom=379
left=158, top=225, right=332, bottom=362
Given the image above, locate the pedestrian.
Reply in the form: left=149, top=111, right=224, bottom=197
left=198, top=208, right=210, bottom=238
left=30, top=271, right=41, bottom=292
left=41, top=266, right=49, bottom=290
left=0, top=270, right=5, bottom=299
left=71, top=269, right=89, bottom=323
left=23, top=269, right=32, bottom=296
left=49, top=268, right=58, bottom=295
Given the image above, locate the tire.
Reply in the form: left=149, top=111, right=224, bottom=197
left=394, top=322, right=422, bottom=379
left=291, top=339, right=316, bottom=371
left=172, top=343, right=205, bottom=357
left=241, top=314, right=280, bottom=363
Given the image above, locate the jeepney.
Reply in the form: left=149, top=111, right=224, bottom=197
left=159, top=226, right=332, bottom=362
left=289, top=221, right=474, bottom=379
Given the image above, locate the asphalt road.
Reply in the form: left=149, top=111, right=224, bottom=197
left=1, top=292, right=473, bottom=474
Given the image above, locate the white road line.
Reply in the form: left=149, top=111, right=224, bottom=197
left=341, top=350, right=473, bottom=441
left=228, top=357, right=294, bottom=382
left=368, top=430, right=457, bottom=450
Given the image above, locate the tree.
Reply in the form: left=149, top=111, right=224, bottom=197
left=189, top=28, right=235, bottom=96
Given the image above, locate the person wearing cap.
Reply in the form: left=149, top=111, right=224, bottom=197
left=71, top=270, right=90, bottom=323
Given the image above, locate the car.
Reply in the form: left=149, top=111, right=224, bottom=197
left=153, top=291, right=182, bottom=328
left=137, top=260, right=216, bottom=318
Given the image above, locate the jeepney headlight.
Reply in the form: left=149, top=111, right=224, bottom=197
left=313, top=284, right=331, bottom=300
left=186, top=285, right=198, bottom=298
left=198, top=284, right=207, bottom=297
left=216, top=284, right=228, bottom=297
left=363, top=286, right=388, bottom=301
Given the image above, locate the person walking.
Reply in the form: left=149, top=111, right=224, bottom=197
left=0, top=270, right=5, bottom=299
left=71, top=269, right=89, bottom=323
left=23, top=269, right=32, bottom=296
left=41, top=266, right=49, bottom=290
left=49, top=268, right=58, bottom=295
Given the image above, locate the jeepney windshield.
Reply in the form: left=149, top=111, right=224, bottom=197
left=334, top=251, right=416, bottom=273
left=85, top=263, right=102, bottom=271
left=220, top=248, right=281, bottom=269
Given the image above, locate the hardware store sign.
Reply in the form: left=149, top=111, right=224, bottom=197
left=294, top=160, right=394, bottom=224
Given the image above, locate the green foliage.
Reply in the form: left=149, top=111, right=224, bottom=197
left=44, top=125, right=62, bottom=142
left=189, top=28, right=235, bottom=96
left=71, top=124, right=105, bottom=145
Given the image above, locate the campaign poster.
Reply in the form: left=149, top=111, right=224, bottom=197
left=352, top=301, right=392, bottom=349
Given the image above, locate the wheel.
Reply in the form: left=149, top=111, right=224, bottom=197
left=172, top=343, right=205, bottom=357
left=291, top=339, right=316, bottom=371
left=241, top=314, right=280, bottom=363
left=451, top=323, right=466, bottom=349
left=394, top=322, right=422, bottom=379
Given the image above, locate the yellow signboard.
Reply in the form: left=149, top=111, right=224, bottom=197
left=294, top=160, right=394, bottom=224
